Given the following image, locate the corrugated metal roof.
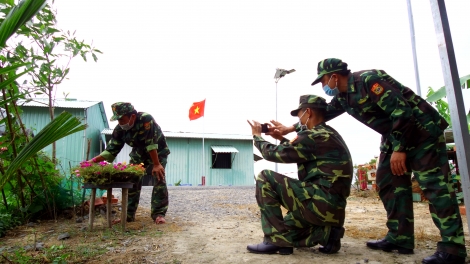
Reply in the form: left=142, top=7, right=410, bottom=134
left=18, top=98, right=101, bottom=109
left=211, top=146, right=239, bottom=153
left=101, top=129, right=253, bottom=140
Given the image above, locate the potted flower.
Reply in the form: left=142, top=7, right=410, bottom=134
left=73, top=161, right=146, bottom=185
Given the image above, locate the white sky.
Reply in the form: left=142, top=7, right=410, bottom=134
left=46, top=0, right=470, bottom=175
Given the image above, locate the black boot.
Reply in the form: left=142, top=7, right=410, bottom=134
left=366, top=238, right=414, bottom=254
left=247, top=241, right=293, bottom=255
left=422, top=251, right=465, bottom=264
left=126, top=214, right=135, bottom=222
left=319, top=226, right=345, bottom=254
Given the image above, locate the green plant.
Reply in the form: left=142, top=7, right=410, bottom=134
left=425, top=75, right=470, bottom=103
left=45, top=244, right=70, bottom=264
left=174, top=179, right=182, bottom=186
left=425, top=75, right=470, bottom=131
left=426, top=87, right=452, bottom=128
left=0, top=111, right=86, bottom=189
left=0, top=212, right=22, bottom=237
left=11, top=248, right=33, bottom=263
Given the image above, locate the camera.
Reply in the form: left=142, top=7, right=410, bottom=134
left=261, top=123, right=269, bottom=133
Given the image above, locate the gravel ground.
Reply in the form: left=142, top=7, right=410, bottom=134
left=111, top=185, right=258, bottom=220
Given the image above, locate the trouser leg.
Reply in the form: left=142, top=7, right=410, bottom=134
left=283, top=211, right=330, bottom=248
left=376, top=152, right=414, bottom=249
left=126, top=175, right=143, bottom=220
left=150, top=158, right=169, bottom=220
left=256, top=169, right=329, bottom=247
left=150, top=179, right=168, bottom=219
left=411, top=135, right=466, bottom=258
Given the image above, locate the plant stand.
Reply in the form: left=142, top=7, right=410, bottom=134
left=83, top=182, right=134, bottom=232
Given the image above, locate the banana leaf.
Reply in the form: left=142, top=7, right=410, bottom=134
left=0, top=0, right=47, bottom=49
left=426, top=74, right=470, bottom=102
left=0, top=111, right=87, bottom=189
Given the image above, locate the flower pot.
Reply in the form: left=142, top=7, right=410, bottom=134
left=84, top=198, right=104, bottom=206
left=459, top=205, right=466, bottom=216
left=102, top=196, right=118, bottom=204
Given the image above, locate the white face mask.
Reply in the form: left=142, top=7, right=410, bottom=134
left=119, top=116, right=134, bottom=131
left=298, top=110, right=308, bottom=131
left=119, top=122, right=133, bottom=131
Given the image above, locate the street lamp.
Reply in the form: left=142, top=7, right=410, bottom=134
left=273, top=68, right=295, bottom=172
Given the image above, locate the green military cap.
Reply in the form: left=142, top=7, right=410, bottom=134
left=311, top=58, right=348, bottom=86
left=110, top=102, right=135, bottom=121
left=290, top=95, right=328, bottom=116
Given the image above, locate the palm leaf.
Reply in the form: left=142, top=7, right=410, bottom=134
left=0, top=69, right=28, bottom=90
left=0, top=0, right=47, bottom=49
left=0, top=111, right=87, bottom=189
left=0, top=63, right=28, bottom=75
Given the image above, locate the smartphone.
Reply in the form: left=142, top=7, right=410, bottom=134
left=261, top=123, right=269, bottom=133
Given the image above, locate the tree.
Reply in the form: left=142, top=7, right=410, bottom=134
left=0, top=0, right=88, bottom=222
left=2, top=2, right=101, bottom=162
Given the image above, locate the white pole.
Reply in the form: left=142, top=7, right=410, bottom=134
left=407, top=0, right=422, bottom=96
left=430, top=0, right=470, bottom=228
left=275, top=81, right=278, bottom=173
left=203, top=115, right=205, bottom=183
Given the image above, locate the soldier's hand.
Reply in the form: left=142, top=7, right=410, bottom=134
left=390, top=151, right=407, bottom=176
left=247, top=120, right=262, bottom=136
left=268, top=128, right=284, bottom=141
left=268, top=120, right=294, bottom=136
left=152, top=164, right=165, bottom=182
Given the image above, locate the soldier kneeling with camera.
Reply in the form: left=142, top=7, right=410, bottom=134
left=246, top=95, right=353, bottom=255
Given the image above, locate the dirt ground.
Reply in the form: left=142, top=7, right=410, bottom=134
left=1, top=190, right=469, bottom=264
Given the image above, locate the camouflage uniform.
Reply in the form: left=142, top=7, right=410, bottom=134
left=254, top=95, right=353, bottom=248
left=314, top=58, right=466, bottom=258
left=100, top=102, right=171, bottom=221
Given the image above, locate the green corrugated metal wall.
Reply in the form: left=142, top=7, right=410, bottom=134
left=165, top=137, right=254, bottom=186
left=20, top=105, right=107, bottom=173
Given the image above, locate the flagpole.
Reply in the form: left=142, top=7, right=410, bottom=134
left=202, top=115, right=205, bottom=185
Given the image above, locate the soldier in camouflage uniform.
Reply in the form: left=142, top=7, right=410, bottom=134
left=89, top=102, right=170, bottom=224
left=303, top=58, right=465, bottom=264
left=246, top=95, right=353, bottom=255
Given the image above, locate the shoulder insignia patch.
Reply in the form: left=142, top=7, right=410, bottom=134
left=371, top=83, right=384, bottom=96
left=144, top=122, right=151, bottom=130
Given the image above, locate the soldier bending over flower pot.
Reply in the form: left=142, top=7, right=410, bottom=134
left=89, top=102, right=170, bottom=225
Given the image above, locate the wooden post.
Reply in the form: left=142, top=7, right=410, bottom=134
left=83, top=183, right=133, bottom=232
left=121, top=188, right=128, bottom=231
left=88, top=188, right=96, bottom=231
left=106, top=188, right=112, bottom=228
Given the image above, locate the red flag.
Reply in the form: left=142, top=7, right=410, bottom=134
left=189, top=99, right=205, bottom=120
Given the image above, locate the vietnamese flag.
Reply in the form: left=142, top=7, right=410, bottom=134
left=189, top=99, right=205, bottom=121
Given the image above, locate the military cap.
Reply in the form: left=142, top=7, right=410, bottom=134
left=110, top=102, right=135, bottom=121
left=311, top=58, right=348, bottom=86
left=290, top=95, right=328, bottom=116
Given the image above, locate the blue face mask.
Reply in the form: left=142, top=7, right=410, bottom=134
left=323, top=75, right=340, bottom=96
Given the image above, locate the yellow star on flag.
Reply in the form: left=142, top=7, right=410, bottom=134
left=189, top=99, right=206, bottom=120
